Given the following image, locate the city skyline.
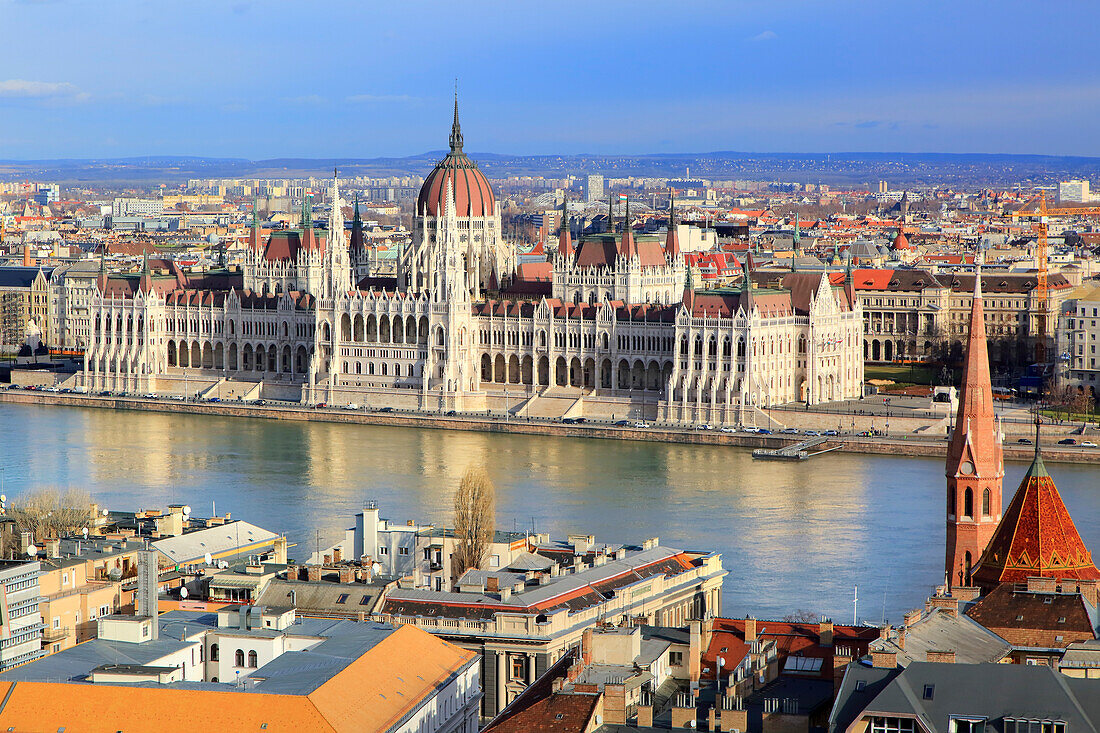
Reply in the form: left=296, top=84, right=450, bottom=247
left=2, top=0, right=1100, bottom=159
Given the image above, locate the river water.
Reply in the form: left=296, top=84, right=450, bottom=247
left=2, top=401, right=1098, bottom=623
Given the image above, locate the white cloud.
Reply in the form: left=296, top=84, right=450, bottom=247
left=0, top=79, right=86, bottom=99
left=751, top=30, right=778, bottom=42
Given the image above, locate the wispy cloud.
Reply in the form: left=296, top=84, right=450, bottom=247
left=751, top=30, right=778, bottom=42
left=0, top=79, right=87, bottom=100
left=346, top=93, right=417, bottom=103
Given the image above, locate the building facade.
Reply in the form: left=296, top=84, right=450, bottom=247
left=80, top=105, right=864, bottom=423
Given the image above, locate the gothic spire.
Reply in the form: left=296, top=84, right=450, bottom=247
left=665, top=190, right=680, bottom=258
left=621, top=195, right=635, bottom=257
left=558, top=192, right=573, bottom=259
left=449, top=84, right=464, bottom=154
left=607, top=194, right=614, bottom=235
left=741, top=256, right=754, bottom=313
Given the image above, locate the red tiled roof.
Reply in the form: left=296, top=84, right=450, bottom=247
left=973, top=452, right=1100, bottom=587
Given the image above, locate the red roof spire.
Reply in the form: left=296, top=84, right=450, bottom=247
left=945, top=258, right=1004, bottom=588
left=666, top=190, right=680, bottom=258
left=973, top=419, right=1100, bottom=589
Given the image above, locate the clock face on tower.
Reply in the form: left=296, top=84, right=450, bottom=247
left=959, top=461, right=974, bottom=476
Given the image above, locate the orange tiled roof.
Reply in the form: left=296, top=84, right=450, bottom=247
left=0, top=624, right=475, bottom=733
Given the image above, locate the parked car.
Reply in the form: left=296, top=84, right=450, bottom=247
left=1017, top=438, right=1033, bottom=444
left=378, top=406, right=392, bottom=413
left=445, top=410, right=457, bottom=417
left=632, top=422, right=650, bottom=428
left=720, top=426, right=737, bottom=433
left=780, top=428, right=800, bottom=435
left=343, top=404, right=360, bottom=410
left=1082, top=441, right=1098, bottom=448
left=757, top=428, right=773, bottom=435
left=613, top=419, right=630, bottom=426
left=823, top=429, right=839, bottom=436
left=315, top=402, right=327, bottom=409
left=562, top=417, right=578, bottom=424
left=803, top=429, right=821, bottom=436
left=1058, top=438, right=1077, bottom=445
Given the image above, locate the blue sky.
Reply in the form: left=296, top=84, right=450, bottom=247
left=2, top=0, right=1099, bottom=159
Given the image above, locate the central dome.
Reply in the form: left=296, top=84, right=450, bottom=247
left=416, top=99, right=496, bottom=218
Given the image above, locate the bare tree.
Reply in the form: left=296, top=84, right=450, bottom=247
left=7, top=489, right=94, bottom=548
left=452, top=465, right=495, bottom=581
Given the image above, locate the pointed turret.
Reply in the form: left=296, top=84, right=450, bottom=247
left=558, top=193, right=573, bottom=260
left=96, top=242, right=108, bottom=291
left=449, top=86, right=464, bottom=154
left=301, top=192, right=317, bottom=250
left=138, top=248, right=154, bottom=294
left=740, top=256, right=754, bottom=314
left=249, top=197, right=263, bottom=251
left=665, top=191, right=680, bottom=258
left=620, top=196, right=635, bottom=258
left=972, top=419, right=1100, bottom=590
left=606, top=195, right=614, bottom=235
left=681, top=260, right=695, bottom=311
left=350, top=193, right=364, bottom=255
left=844, top=255, right=855, bottom=308
left=945, top=256, right=1004, bottom=587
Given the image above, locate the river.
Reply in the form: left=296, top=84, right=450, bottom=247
left=2, top=401, right=1098, bottom=623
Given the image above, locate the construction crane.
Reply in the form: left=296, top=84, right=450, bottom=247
left=1009, top=192, right=1100, bottom=364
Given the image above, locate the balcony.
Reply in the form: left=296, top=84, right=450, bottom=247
left=42, top=626, right=71, bottom=644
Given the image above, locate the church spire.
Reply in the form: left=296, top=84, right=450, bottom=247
left=97, top=242, right=108, bottom=291
left=606, top=194, right=614, bottom=235
left=449, top=84, right=464, bottom=154
left=350, top=193, right=364, bottom=254
left=682, top=257, right=695, bottom=311
left=740, top=256, right=754, bottom=313
left=945, top=247, right=1004, bottom=588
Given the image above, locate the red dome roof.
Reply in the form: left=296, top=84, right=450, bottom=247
left=893, top=228, right=910, bottom=250
left=416, top=100, right=496, bottom=218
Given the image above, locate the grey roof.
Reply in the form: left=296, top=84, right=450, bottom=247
left=830, top=661, right=1100, bottom=733
left=386, top=545, right=688, bottom=610
left=0, top=608, right=396, bottom=697
left=0, top=266, right=53, bottom=289
left=870, top=607, right=1011, bottom=666
left=256, top=579, right=386, bottom=616
left=152, top=520, right=278, bottom=564
left=506, top=552, right=555, bottom=572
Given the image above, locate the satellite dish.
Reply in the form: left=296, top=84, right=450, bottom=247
left=372, top=562, right=383, bottom=574
left=183, top=505, right=191, bottom=516
left=179, top=587, right=189, bottom=599
left=102, top=509, right=109, bottom=516
left=0, top=494, right=7, bottom=503
left=220, top=561, right=229, bottom=569
left=82, top=527, right=89, bottom=538
left=717, top=656, right=725, bottom=667
left=203, top=553, right=212, bottom=565
left=25, top=545, right=37, bottom=556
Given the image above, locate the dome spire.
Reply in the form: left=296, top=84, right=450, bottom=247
left=449, top=81, right=464, bottom=153
left=666, top=190, right=680, bottom=257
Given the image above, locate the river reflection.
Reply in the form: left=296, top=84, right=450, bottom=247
left=2, top=401, right=1099, bottom=622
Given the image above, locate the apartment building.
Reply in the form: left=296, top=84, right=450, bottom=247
left=39, top=555, right=121, bottom=654
left=1057, top=284, right=1100, bottom=393
left=0, top=560, right=45, bottom=671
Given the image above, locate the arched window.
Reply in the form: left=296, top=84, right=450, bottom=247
left=982, top=488, right=990, bottom=516
left=963, top=488, right=973, bottom=518
left=248, top=650, right=258, bottom=668
left=210, top=643, right=219, bottom=661
left=964, top=551, right=973, bottom=583
left=235, top=648, right=245, bottom=667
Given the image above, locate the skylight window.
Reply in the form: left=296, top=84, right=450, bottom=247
left=923, top=684, right=935, bottom=700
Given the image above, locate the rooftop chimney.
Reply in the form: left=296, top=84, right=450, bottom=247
left=745, top=617, right=758, bottom=643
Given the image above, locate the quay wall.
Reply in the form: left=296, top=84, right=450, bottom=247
left=1, top=391, right=1096, bottom=465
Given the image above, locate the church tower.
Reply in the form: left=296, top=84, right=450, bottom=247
left=321, top=169, right=352, bottom=300
left=945, top=261, right=1004, bottom=588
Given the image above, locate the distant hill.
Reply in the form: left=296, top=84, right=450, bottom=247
left=2, top=151, right=1099, bottom=187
